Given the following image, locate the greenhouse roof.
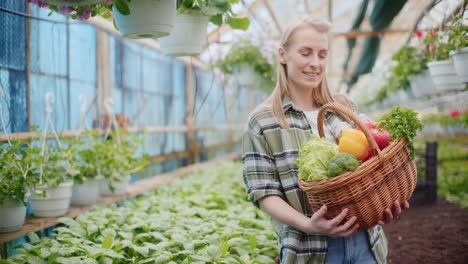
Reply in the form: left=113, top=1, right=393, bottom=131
left=196, top=0, right=465, bottom=96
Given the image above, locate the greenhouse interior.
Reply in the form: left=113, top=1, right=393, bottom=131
left=0, top=0, right=467, bottom=263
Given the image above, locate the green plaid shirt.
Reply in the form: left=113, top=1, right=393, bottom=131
left=242, top=95, right=388, bottom=264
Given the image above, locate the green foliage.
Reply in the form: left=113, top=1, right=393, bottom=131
left=5, top=162, right=279, bottom=263
left=447, top=15, right=468, bottom=52
left=423, top=30, right=451, bottom=61
left=423, top=14, right=468, bottom=61
left=327, top=152, right=361, bottom=178
left=0, top=140, right=41, bottom=205
left=379, top=105, right=424, bottom=159
left=73, top=130, right=149, bottom=187
left=421, top=111, right=468, bottom=128
left=215, top=39, right=277, bottom=92
left=375, top=46, right=428, bottom=102
left=438, top=160, right=468, bottom=208
left=34, top=1, right=115, bottom=20
left=177, top=0, right=250, bottom=30
left=32, top=140, right=79, bottom=190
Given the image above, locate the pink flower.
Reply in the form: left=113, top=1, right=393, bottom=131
left=77, top=6, right=91, bottom=20
left=430, top=31, right=438, bottom=37
left=39, top=2, right=48, bottom=7
left=414, top=30, right=423, bottom=38
left=105, top=0, right=113, bottom=2
left=450, top=109, right=460, bottom=118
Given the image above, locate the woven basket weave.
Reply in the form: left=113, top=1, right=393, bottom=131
left=298, top=102, right=417, bottom=231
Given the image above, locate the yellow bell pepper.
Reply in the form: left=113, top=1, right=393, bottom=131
left=338, top=129, right=370, bottom=161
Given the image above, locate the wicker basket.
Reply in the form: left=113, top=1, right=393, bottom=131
left=298, top=102, right=417, bottom=231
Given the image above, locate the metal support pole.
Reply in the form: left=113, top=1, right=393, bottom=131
left=425, top=142, right=438, bottom=204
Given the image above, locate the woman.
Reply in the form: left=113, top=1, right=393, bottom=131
left=241, top=16, right=409, bottom=264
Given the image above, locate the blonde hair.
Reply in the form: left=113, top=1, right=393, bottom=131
left=267, top=17, right=336, bottom=129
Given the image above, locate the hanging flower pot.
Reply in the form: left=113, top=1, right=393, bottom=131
left=113, top=0, right=176, bottom=39
left=235, top=64, right=261, bottom=87
left=159, top=11, right=210, bottom=56
left=409, top=70, right=436, bottom=98
left=427, top=60, right=464, bottom=92
left=71, top=177, right=102, bottom=205
left=101, top=175, right=130, bottom=196
left=29, top=181, right=73, bottom=217
left=0, top=198, right=28, bottom=233
left=450, top=47, right=468, bottom=83
left=42, top=0, right=102, bottom=5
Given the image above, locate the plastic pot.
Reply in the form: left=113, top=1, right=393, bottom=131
left=113, top=0, right=176, bottom=39
left=71, top=177, right=102, bottom=205
left=450, top=47, right=468, bottom=83
left=159, top=11, right=210, bottom=56
left=100, top=175, right=130, bottom=196
left=0, top=199, right=27, bottom=233
left=29, top=181, right=73, bottom=217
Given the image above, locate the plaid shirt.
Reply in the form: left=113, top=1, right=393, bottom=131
left=242, top=95, right=388, bottom=264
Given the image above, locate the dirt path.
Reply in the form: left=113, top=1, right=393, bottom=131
left=384, top=197, right=468, bottom=264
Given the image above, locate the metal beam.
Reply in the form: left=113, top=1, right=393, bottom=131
left=263, top=0, right=283, bottom=34
left=304, top=0, right=310, bottom=12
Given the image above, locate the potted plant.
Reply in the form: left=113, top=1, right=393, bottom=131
left=100, top=131, right=149, bottom=196
left=0, top=140, right=40, bottom=232
left=112, top=0, right=177, bottom=39
left=448, top=15, right=468, bottom=83
left=392, top=36, right=436, bottom=99
left=29, top=139, right=78, bottom=218
left=215, top=39, right=277, bottom=92
left=159, top=0, right=250, bottom=56
left=68, top=135, right=104, bottom=205
left=28, top=0, right=177, bottom=39
left=424, top=28, right=464, bottom=92
left=27, top=0, right=114, bottom=20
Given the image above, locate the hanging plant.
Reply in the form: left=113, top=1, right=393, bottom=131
left=176, top=0, right=250, bottom=30
left=28, top=0, right=115, bottom=20
left=215, top=39, right=277, bottom=92
left=160, top=0, right=250, bottom=56
left=0, top=139, right=40, bottom=206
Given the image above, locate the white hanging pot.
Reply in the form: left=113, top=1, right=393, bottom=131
left=113, top=0, right=176, bottom=39
left=29, top=181, right=73, bottom=217
left=101, top=175, right=130, bottom=196
left=427, top=60, right=464, bottom=92
left=159, top=11, right=210, bottom=56
left=409, top=70, right=436, bottom=98
left=71, top=177, right=102, bottom=205
left=0, top=198, right=27, bottom=233
left=450, top=47, right=468, bottom=83
left=235, top=64, right=260, bottom=87
left=42, top=0, right=102, bottom=6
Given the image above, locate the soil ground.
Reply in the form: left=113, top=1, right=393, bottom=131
left=384, top=197, right=468, bottom=264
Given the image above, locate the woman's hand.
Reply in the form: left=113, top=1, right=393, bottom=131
left=377, top=200, right=410, bottom=226
left=301, top=205, right=359, bottom=238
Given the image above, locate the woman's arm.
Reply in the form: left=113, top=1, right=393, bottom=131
left=259, top=195, right=359, bottom=237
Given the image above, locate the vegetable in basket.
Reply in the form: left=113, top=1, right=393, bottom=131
left=338, top=129, right=370, bottom=161
left=378, top=105, right=424, bottom=159
left=327, top=152, right=361, bottom=178
left=295, top=134, right=338, bottom=181
left=358, top=120, right=391, bottom=150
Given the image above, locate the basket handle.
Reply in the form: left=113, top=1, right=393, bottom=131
left=317, top=102, right=384, bottom=166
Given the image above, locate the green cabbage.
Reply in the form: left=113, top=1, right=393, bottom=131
left=295, top=134, right=338, bottom=181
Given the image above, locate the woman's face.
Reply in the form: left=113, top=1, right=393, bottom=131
left=279, top=26, right=328, bottom=91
